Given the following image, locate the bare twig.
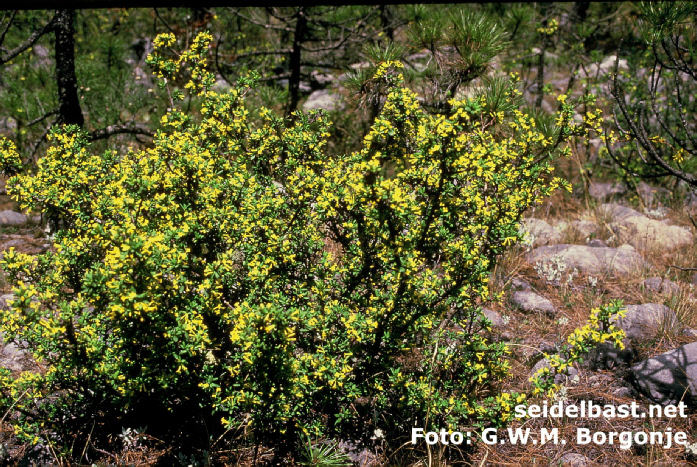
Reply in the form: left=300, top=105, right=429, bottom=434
left=0, top=12, right=56, bottom=65
left=87, top=123, right=154, bottom=142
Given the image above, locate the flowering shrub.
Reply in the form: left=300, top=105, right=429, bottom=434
left=0, top=32, right=598, bottom=453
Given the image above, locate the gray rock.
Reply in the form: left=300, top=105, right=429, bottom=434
left=0, top=294, right=14, bottom=310
left=511, top=291, right=556, bottom=317
left=692, top=273, right=697, bottom=286
left=597, top=203, right=642, bottom=221
left=613, top=386, right=633, bottom=398
left=0, top=341, right=25, bottom=372
left=643, top=277, right=681, bottom=295
left=530, top=357, right=579, bottom=384
left=579, top=55, right=628, bottom=78
left=212, top=78, right=232, bottom=94
left=0, top=210, right=27, bottom=226
left=482, top=308, right=505, bottom=327
left=571, top=220, right=599, bottom=238
left=310, top=70, right=336, bottom=87
left=588, top=182, right=626, bottom=200
left=527, top=244, right=644, bottom=276
left=552, top=452, right=591, bottom=467
left=609, top=215, right=693, bottom=251
left=302, top=89, right=342, bottom=111
left=587, top=342, right=635, bottom=371
left=338, top=439, right=378, bottom=465
left=613, top=303, right=679, bottom=340
left=0, top=117, right=17, bottom=132
left=684, top=328, right=697, bottom=338
left=636, top=181, right=671, bottom=207
left=520, top=218, right=562, bottom=246
left=600, top=55, right=629, bottom=72
left=630, top=342, right=697, bottom=406
left=531, top=47, right=559, bottom=61
left=511, top=277, right=532, bottom=291
left=686, top=190, right=697, bottom=210
left=586, top=239, right=607, bottom=248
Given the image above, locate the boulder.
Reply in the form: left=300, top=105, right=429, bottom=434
left=636, top=181, right=671, bottom=207
left=609, top=215, right=693, bottom=251
left=0, top=294, right=14, bottom=310
left=571, top=220, right=599, bottom=239
left=613, top=303, right=679, bottom=340
left=527, top=244, right=644, bottom=276
left=597, top=203, right=642, bottom=221
left=0, top=341, right=26, bottom=372
left=0, top=210, right=27, bottom=226
left=643, top=277, right=681, bottom=295
left=579, top=55, right=628, bottom=78
left=630, top=342, right=697, bottom=406
left=588, top=182, right=626, bottom=200
left=511, top=291, right=556, bottom=317
left=598, top=203, right=694, bottom=251
left=302, top=89, right=342, bottom=111
left=520, top=218, right=562, bottom=246
left=586, top=239, right=607, bottom=248
left=510, top=277, right=532, bottom=291
left=481, top=308, right=506, bottom=327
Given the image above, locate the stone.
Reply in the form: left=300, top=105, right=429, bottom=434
left=597, top=203, right=642, bottom=221
left=302, top=89, right=342, bottom=111
left=600, top=55, right=629, bottom=72
left=482, top=308, right=505, bottom=327
left=0, top=294, right=13, bottom=310
left=338, top=439, right=378, bottom=465
left=598, top=203, right=694, bottom=251
left=609, top=215, right=693, bottom=251
left=643, top=277, right=681, bottom=295
left=0, top=341, right=25, bottom=372
left=552, top=452, right=591, bottom=467
left=531, top=47, right=559, bottom=61
left=511, top=291, right=556, bottom=317
left=586, top=239, right=607, bottom=248
left=613, top=303, right=679, bottom=340
left=630, top=342, right=697, bottom=406
left=587, top=342, right=635, bottom=371
left=684, top=328, right=697, bottom=338
left=310, top=70, right=335, bottom=87
left=520, top=218, right=562, bottom=246
left=0, top=210, right=27, bottom=226
left=511, top=277, right=532, bottom=291
left=588, top=182, right=626, bottom=200
left=526, top=244, right=644, bottom=276
left=636, top=181, right=671, bottom=207
left=579, top=55, right=628, bottom=78
left=571, top=220, right=599, bottom=238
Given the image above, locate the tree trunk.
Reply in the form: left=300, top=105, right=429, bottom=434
left=54, top=9, right=83, bottom=127
left=286, top=7, right=307, bottom=115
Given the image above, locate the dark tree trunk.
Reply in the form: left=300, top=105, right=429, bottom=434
left=573, top=1, right=590, bottom=23
left=54, top=9, right=83, bottom=127
left=286, top=7, right=307, bottom=115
